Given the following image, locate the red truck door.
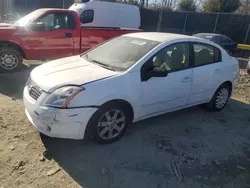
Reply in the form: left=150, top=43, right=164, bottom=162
left=31, top=12, right=77, bottom=59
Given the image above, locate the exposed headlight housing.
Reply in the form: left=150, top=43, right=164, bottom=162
left=44, top=86, right=84, bottom=108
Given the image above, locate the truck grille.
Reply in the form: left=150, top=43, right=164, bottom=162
left=28, top=80, right=43, bottom=101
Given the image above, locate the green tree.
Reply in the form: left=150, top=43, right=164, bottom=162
left=178, top=0, right=196, bottom=11
left=203, top=0, right=241, bottom=13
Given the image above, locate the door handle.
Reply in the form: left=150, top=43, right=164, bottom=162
left=181, top=76, right=191, bottom=82
left=65, top=33, right=72, bottom=38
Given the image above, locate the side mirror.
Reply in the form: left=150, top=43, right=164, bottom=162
left=30, top=22, right=46, bottom=31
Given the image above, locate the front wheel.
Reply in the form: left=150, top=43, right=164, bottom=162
left=86, top=102, right=130, bottom=144
left=0, top=47, right=24, bottom=73
left=205, top=83, right=230, bottom=111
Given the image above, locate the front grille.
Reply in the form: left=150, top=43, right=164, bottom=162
left=28, top=80, right=43, bottom=101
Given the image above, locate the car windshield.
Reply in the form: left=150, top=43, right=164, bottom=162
left=82, top=36, right=160, bottom=71
left=15, top=9, right=45, bottom=27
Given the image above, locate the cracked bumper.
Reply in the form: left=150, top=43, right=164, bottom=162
left=23, top=87, right=97, bottom=140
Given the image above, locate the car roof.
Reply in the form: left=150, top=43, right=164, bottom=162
left=194, top=33, right=224, bottom=37
left=37, top=8, right=75, bottom=12
left=124, top=32, right=197, bottom=43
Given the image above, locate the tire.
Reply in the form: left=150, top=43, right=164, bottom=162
left=86, top=102, right=131, bottom=144
left=205, top=83, right=230, bottom=111
left=0, top=47, right=24, bottom=73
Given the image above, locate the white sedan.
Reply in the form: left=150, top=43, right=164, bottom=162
left=23, top=32, right=239, bottom=144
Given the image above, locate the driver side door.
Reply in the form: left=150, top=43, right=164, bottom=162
left=139, top=42, right=193, bottom=118
left=30, top=12, right=76, bottom=59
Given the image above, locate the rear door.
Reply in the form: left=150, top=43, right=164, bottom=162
left=188, top=42, right=223, bottom=104
left=32, top=12, right=77, bottom=59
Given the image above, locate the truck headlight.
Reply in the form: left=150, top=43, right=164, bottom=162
left=44, top=86, right=84, bottom=108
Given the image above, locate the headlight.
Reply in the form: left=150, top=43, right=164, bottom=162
left=44, top=86, right=84, bottom=108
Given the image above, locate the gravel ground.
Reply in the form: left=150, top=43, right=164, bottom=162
left=0, top=61, right=250, bottom=188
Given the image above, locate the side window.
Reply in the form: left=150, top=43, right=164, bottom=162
left=193, top=43, right=221, bottom=66
left=39, top=14, right=54, bottom=30
left=36, top=13, right=75, bottom=30
left=80, top=10, right=94, bottom=24
left=152, top=43, right=190, bottom=72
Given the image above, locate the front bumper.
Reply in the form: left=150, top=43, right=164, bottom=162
left=23, top=87, right=98, bottom=140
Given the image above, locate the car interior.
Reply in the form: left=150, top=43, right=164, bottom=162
left=153, top=44, right=189, bottom=71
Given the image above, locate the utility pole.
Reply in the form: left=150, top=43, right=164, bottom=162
left=246, top=0, right=249, bottom=14
left=63, top=0, right=65, bottom=8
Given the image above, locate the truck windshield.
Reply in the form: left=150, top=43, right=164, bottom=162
left=83, top=36, right=160, bottom=71
left=16, top=9, right=46, bottom=27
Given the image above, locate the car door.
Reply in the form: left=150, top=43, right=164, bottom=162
left=31, top=12, right=76, bottom=59
left=140, top=42, right=193, bottom=118
left=188, top=42, right=223, bottom=104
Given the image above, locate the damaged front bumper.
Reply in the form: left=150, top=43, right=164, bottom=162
left=23, top=87, right=97, bottom=140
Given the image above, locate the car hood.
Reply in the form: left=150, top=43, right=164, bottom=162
left=0, top=23, right=16, bottom=29
left=31, top=55, right=119, bottom=92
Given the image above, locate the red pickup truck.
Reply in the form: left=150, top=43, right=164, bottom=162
left=0, top=8, right=141, bottom=72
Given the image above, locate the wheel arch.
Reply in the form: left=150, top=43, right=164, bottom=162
left=100, top=99, right=135, bottom=123
left=219, top=81, right=233, bottom=97
left=84, top=99, right=135, bottom=140
left=0, top=41, right=27, bottom=59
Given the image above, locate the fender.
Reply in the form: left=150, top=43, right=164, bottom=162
left=96, top=94, right=141, bottom=122
left=0, top=40, right=27, bottom=59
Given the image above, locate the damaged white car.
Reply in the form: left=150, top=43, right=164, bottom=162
left=24, top=32, right=239, bottom=144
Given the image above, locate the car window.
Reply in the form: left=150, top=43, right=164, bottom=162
left=152, top=43, right=190, bottom=72
left=220, top=36, right=232, bottom=43
left=37, top=12, right=75, bottom=30
left=193, top=43, right=221, bottom=66
left=80, top=9, right=94, bottom=24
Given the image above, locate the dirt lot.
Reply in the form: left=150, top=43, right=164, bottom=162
left=0, top=61, right=250, bottom=188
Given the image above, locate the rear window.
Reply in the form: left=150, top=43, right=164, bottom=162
left=193, top=43, right=222, bottom=66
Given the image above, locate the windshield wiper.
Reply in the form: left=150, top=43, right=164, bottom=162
left=90, top=59, right=116, bottom=71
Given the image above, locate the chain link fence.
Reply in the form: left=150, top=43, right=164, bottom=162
left=0, top=0, right=14, bottom=22
left=1, top=1, right=250, bottom=44
left=140, top=9, right=250, bottom=45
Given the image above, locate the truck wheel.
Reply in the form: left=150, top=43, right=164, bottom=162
left=0, top=47, right=24, bottom=73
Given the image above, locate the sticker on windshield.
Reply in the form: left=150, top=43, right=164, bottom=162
left=131, top=40, right=147, bottom=45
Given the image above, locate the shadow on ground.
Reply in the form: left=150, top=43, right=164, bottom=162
left=0, top=65, right=39, bottom=99
left=41, top=99, right=250, bottom=188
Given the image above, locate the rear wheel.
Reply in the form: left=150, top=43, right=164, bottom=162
left=86, top=102, right=130, bottom=144
left=205, top=83, right=230, bottom=111
left=0, top=47, right=24, bottom=73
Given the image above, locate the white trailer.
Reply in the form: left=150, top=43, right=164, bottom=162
left=69, top=0, right=141, bottom=29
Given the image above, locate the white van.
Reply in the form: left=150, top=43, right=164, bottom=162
left=69, top=0, right=141, bottom=29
